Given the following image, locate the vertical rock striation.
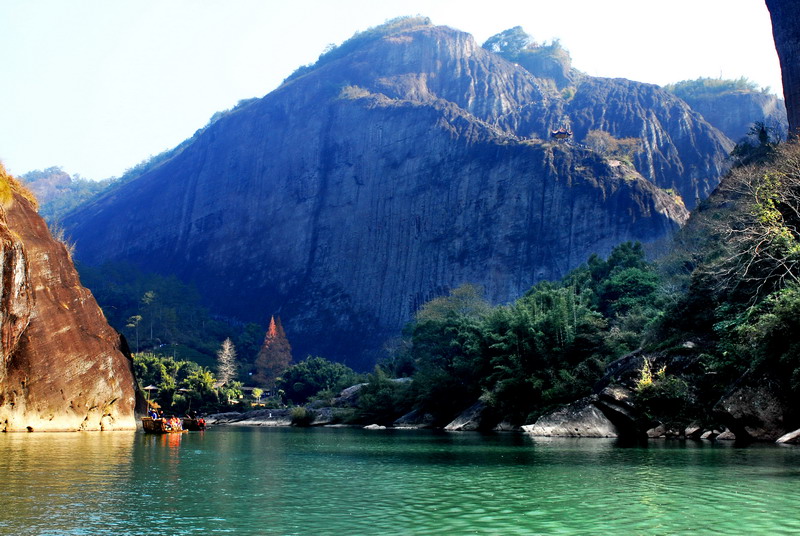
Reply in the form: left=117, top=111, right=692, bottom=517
left=0, top=166, right=136, bottom=431
left=65, top=22, right=730, bottom=367
left=673, top=90, right=787, bottom=143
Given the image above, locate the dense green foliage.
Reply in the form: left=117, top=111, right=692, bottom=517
left=657, top=142, right=800, bottom=392
left=354, top=142, right=800, bottom=430
left=277, top=356, right=360, bottom=404
left=361, top=243, right=665, bottom=426
left=20, top=167, right=113, bottom=223
left=77, top=261, right=267, bottom=372
left=133, top=352, right=243, bottom=414
left=663, top=76, right=768, bottom=100
left=353, top=369, right=413, bottom=425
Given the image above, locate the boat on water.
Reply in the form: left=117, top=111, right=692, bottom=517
left=182, top=417, right=207, bottom=431
left=141, top=417, right=187, bottom=434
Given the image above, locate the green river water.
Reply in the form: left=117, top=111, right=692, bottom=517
left=1, top=426, right=799, bottom=535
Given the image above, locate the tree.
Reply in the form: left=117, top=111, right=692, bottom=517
left=126, top=315, right=142, bottom=352
left=765, top=0, right=800, bottom=136
left=277, top=356, right=359, bottom=404
left=141, top=290, right=157, bottom=342
left=706, top=142, right=800, bottom=300
left=253, top=316, right=293, bottom=388
left=216, top=338, right=237, bottom=385
left=731, top=121, right=781, bottom=166
left=584, top=130, right=641, bottom=161
left=482, top=26, right=531, bottom=56
left=414, top=284, right=491, bottom=323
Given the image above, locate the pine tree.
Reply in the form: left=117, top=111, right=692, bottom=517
left=253, top=316, right=292, bottom=388
left=216, top=337, right=237, bottom=385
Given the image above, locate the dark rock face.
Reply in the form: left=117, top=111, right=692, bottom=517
left=765, top=0, right=800, bottom=135
left=444, top=400, right=492, bottom=431
left=566, top=77, right=732, bottom=209
left=714, top=373, right=789, bottom=441
left=64, top=23, right=731, bottom=366
left=0, top=171, right=137, bottom=431
left=594, top=385, right=643, bottom=438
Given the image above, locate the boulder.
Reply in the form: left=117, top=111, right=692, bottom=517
left=776, top=428, right=800, bottom=445
left=595, top=385, right=643, bottom=438
left=715, top=373, right=788, bottom=441
left=523, top=397, right=618, bottom=437
left=493, top=421, right=519, bottom=432
left=444, top=401, right=488, bottom=431
left=393, top=409, right=435, bottom=429
left=716, top=429, right=736, bottom=441
left=204, top=412, right=245, bottom=424
left=684, top=424, right=703, bottom=439
left=332, top=383, right=368, bottom=407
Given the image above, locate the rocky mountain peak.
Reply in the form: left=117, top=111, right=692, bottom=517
left=64, top=21, right=734, bottom=367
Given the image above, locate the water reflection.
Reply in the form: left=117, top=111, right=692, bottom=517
left=0, top=431, right=136, bottom=536
left=1, top=428, right=800, bottom=535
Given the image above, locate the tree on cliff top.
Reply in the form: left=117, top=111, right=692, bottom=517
left=253, top=316, right=292, bottom=388
left=482, top=26, right=531, bottom=55
left=482, top=27, right=572, bottom=86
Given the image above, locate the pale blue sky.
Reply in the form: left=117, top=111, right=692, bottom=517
left=0, top=0, right=780, bottom=180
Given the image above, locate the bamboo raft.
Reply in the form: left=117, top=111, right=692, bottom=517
left=141, top=417, right=187, bottom=434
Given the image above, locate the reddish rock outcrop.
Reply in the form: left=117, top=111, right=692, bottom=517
left=0, top=166, right=136, bottom=431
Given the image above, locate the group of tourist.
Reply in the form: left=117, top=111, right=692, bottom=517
left=147, top=408, right=206, bottom=431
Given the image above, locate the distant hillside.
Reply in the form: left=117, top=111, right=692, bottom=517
left=65, top=19, right=736, bottom=367
left=20, top=167, right=114, bottom=223
left=664, top=77, right=788, bottom=142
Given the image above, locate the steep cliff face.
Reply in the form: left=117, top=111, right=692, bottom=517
left=765, top=0, right=800, bottom=135
left=324, top=24, right=731, bottom=210
left=674, top=90, right=787, bottom=143
left=565, top=77, right=732, bottom=208
left=0, top=166, right=136, bottom=431
left=65, top=22, right=710, bottom=366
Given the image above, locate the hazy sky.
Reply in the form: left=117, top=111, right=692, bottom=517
left=0, top=0, right=781, bottom=180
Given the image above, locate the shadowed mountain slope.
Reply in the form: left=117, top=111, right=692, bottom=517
left=65, top=21, right=731, bottom=367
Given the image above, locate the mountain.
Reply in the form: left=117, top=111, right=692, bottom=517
left=20, top=167, right=115, bottom=224
left=0, top=164, right=136, bottom=431
left=664, top=78, right=788, bottom=142
left=65, top=19, right=733, bottom=367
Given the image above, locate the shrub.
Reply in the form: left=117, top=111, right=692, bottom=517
left=290, top=406, right=315, bottom=427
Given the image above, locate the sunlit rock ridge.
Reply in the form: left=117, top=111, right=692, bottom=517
left=0, top=165, right=137, bottom=431
left=65, top=20, right=732, bottom=367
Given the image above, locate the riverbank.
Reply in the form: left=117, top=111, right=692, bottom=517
left=204, top=405, right=800, bottom=446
